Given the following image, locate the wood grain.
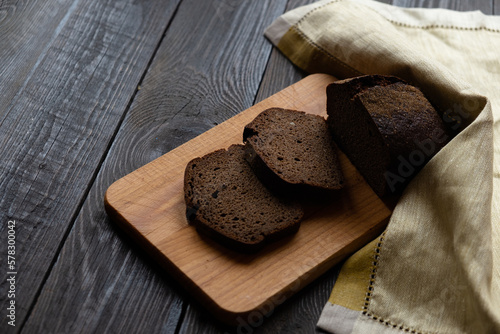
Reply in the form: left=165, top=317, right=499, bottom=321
left=0, top=0, right=79, bottom=123
left=253, top=48, right=308, bottom=104
left=0, top=0, right=181, bottom=331
left=104, top=74, right=391, bottom=325
left=20, top=0, right=291, bottom=333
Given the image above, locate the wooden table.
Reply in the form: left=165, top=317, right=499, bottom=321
left=0, top=0, right=495, bottom=333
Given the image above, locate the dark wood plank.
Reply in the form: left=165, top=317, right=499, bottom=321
left=0, top=0, right=181, bottom=331
left=0, top=0, right=79, bottom=122
left=391, top=0, right=493, bottom=12
left=21, top=0, right=292, bottom=333
left=253, top=49, right=308, bottom=104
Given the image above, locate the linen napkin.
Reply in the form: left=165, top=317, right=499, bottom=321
left=265, top=1, right=500, bottom=333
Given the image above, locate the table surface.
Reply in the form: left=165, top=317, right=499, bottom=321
left=0, top=0, right=495, bottom=333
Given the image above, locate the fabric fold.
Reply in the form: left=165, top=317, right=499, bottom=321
left=265, top=1, right=500, bottom=333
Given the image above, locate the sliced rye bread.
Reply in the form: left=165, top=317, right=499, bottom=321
left=243, top=108, right=345, bottom=193
left=184, top=144, right=303, bottom=252
left=326, top=75, right=449, bottom=197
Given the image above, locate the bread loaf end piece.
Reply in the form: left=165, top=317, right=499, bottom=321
left=327, top=75, right=449, bottom=196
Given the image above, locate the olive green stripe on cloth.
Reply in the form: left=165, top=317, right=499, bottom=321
left=327, top=236, right=383, bottom=312
left=265, top=0, right=500, bottom=333
left=316, top=236, right=384, bottom=334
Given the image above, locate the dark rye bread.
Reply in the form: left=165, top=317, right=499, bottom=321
left=326, top=75, right=449, bottom=197
left=184, top=144, right=303, bottom=252
left=243, top=108, right=345, bottom=193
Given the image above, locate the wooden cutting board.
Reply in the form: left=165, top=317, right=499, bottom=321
left=104, top=73, right=392, bottom=325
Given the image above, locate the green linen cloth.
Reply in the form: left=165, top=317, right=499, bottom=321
left=265, top=0, right=500, bottom=333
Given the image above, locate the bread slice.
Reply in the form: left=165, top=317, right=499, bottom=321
left=184, top=144, right=303, bottom=252
left=326, top=75, right=449, bottom=196
left=243, top=108, right=345, bottom=192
